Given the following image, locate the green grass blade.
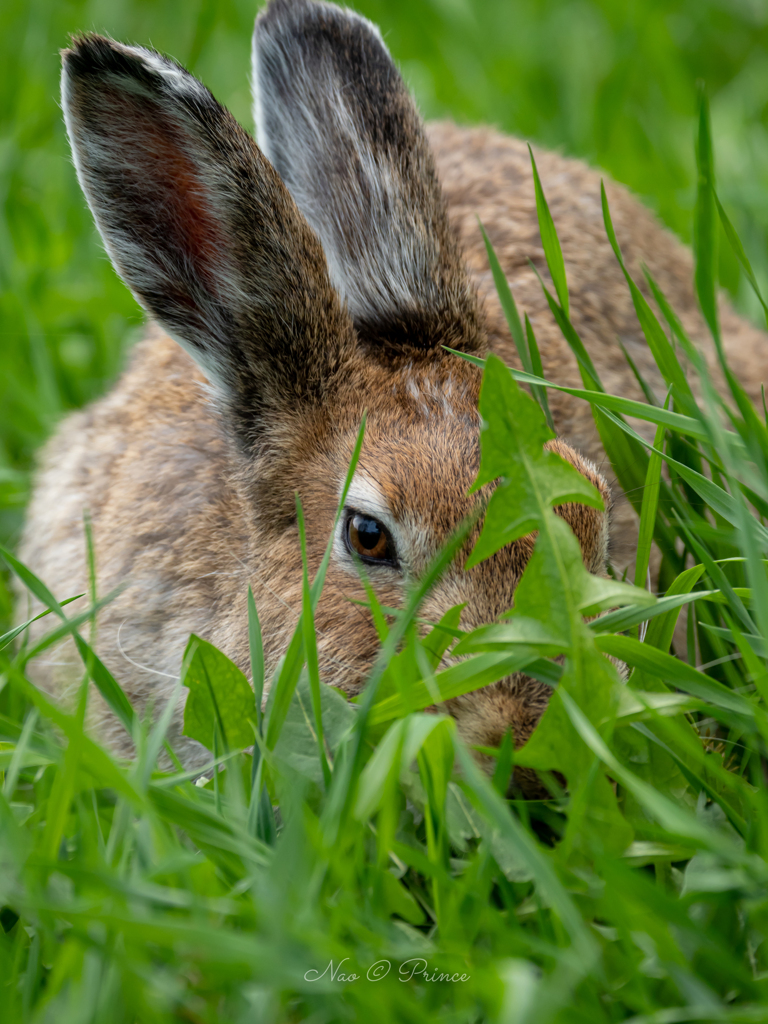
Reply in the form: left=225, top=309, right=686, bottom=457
left=694, top=85, right=722, bottom=352
left=0, top=593, right=84, bottom=651
left=455, top=740, right=597, bottom=963
left=352, top=561, right=390, bottom=643
left=618, top=337, right=661, bottom=407
left=247, top=586, right=265, bottom=732
left=479, top=221, right=530, bottom=371
left=559, top=690, right=742, bottom=858
left=672, top=510, right=756, bottom=636
left=309, top=412, right=367, bottom=605
left=296, top=492, right=331, bottom=788
left=525, top=314, right=555, bottom=431
left=595, top=635, right=757, bottom=722
left=644, top=563, right=706, bottom=653
left=537, top=273, right=602, bottom=389
left=529, top=144, right=569, bottom=317
left=635, top=415, right=666, bottom=589
left=715, top=192, right=768, bottom=328
left=601, top=182, right=696, bottom=406
left=589, top=589, right=716, bottom=635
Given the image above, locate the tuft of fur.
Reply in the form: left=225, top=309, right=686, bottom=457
left=19, top=0, right=768, bottom=794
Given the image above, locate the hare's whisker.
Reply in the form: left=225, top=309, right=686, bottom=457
left=116, top=620, right=178, bottom=679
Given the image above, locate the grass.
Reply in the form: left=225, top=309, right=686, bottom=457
left=5, top=1, right=768, bottom=1021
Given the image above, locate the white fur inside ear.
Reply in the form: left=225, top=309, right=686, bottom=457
left=252, top=1, right=384, bottom=154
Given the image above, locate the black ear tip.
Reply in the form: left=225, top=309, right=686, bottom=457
left=62, top=33, right=153, bottom=88
left=62, top=33, right=122, bottom=73
left=61, top=33, right=205, bottom=106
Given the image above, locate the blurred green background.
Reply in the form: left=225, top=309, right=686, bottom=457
left=2, top=0, right=768, bottom=623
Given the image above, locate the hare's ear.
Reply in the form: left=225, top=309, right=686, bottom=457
left=62, top=34, right=355, bottom=447
left=252, top=0, right=483, bottom=356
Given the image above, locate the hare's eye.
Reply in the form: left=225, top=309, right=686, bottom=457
left=346, top=512, right=396, bottom=566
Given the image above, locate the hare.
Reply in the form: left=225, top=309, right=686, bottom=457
left=18, top=0, right=767, bottom=781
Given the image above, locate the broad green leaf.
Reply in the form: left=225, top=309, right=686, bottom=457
left=517, top=643, right=634, bottom=858
left=468, top=354, right=603, bottom=566
left=274, top=674, right=355, bottom=786
left=182, top=636, right=256, bottom=752
left=377, top=868, right=425, bottom=925
left=510, top=514, right=646, bottom=639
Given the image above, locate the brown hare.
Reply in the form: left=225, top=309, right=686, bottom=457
left=18, top=0, right=767, bottom=774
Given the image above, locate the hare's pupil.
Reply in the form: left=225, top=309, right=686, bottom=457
left=356, top=515, right=382, bottom=551
left=347, top=512, right=391, bottom=562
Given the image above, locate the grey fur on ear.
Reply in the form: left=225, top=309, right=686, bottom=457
left=252, top=0, right=483, bottom=356
left=62, top=33, right=355, bottom=448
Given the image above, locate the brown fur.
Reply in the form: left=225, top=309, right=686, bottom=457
left=17, top=1, right=768, bottom=793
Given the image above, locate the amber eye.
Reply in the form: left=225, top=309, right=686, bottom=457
left=345, top=512, right=396, bottom=565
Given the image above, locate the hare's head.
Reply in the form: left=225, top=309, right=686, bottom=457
left=61, top=0, right=609, bottom=790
